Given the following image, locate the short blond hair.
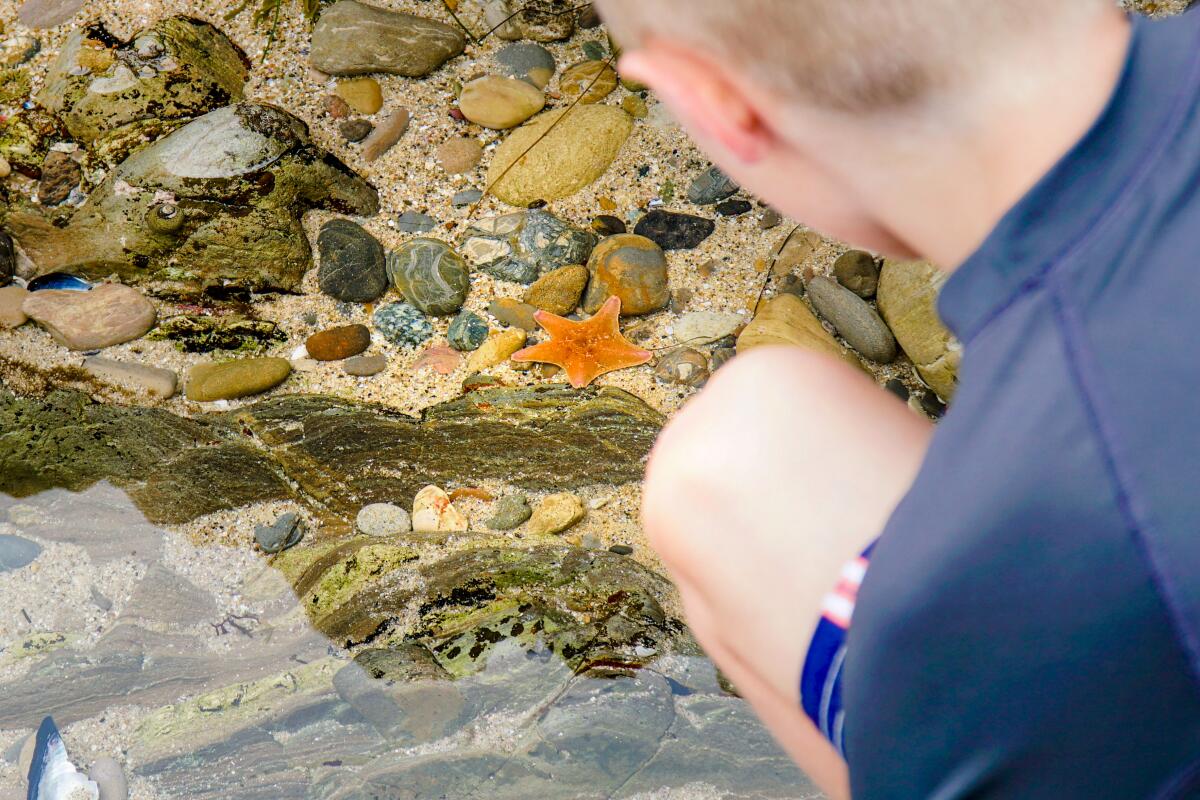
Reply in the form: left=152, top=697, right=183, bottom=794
left=596, top=0, right=1112, bottom=111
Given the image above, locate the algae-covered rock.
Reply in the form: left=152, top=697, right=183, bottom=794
left=37, top=18, right=249, bottom=164
left=148, top=314, right=286, bottom=353
left=5, top=103, right=379, bottom=294
left=310, top=0, right=466, bottom=77
left=0, top=383, right=661, bottom=524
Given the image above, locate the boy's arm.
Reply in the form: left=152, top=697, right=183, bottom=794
left=641, top=345, right=932, bottom=798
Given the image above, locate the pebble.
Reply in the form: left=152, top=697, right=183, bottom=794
left=465, top=327, right=526, bottom=372
left=462, top=372, right=503, bottom=392
left=83, top=356, right=178, bottom=398
left=633, top=209, right=715, bottom=250
left=806, top=276, right=897, bottom=363
left=344, top=353, right=388, bottom=376
left=581, top=40, right=606, bottom=60
left=306, top=324, right=371, bottom=361
left=22, top=283, right=155, bottom=350
left=361, top=107, right=410, bottom=161
left=461, top=209, right=597, bottom=284
left=324, top=93, right=351, bottom=119
left=0, top=231, right=13, bottom=286
left=771, top=229, right=823, bottom=277
left=559, top=59, right=617, bottom=104
left=386, top=238, right=469, bottom=316
left=335, top=77, right=383, bottom=115
left=185, top=357, right=292, bottom=402
left=452, top=189, right=483, bottom=207
left=655, top=348, right=709, bottom=387
left=527, top=492, right=585, bottom=535
left=591, top=214, right=626, bottom=236
left=687, top=165, right=739, bottom=205
left=759, top=208, right=783, bottom=229
left=920, top=392, right=947, bottom=419
left=435, top=137, right=483, bottom=173
left=17, top=0, right=85, bottom=28
left=318, top=219, right=389, bottom=302
left=0, top=285, right=28, bottom=328
left=525, top=264, right=587, bottom=314
left=674, top=311, right=743, bottom=346
left=736, top=293, right=861, bottom=370
left=877, top=259, right=960, bottom=400
left=356, top=503, right=412, bottom=536
left=412, top=485, right=468, bottom=532
left=495, top=42, right=556, bottom=88
left=485, top=0, right=575, bottom=42
left=0, top=155, right=10, bottom=178
left=621, top=94, right=648, bottom=118
left=885, top=378, right=909, bottom=402
left=255, top=512, right=305, bottom=554
left=487, top=105, right=633, bottom=207
left=459, top=76, right=545, bottom=130
left=832, top=250, right=880, bottom=298
left=339, top=118, right=373, bottom=142
left=0, top=534, right=41, bottom=571
left=577, top=4, right=602, bottom=27
left=309, top=0, right=466, bottom=76
left=486, top=493, right=532, bottom=530
left=374, top=302, right=433, bottom=347
left=715, top=199, right=753, bottom=217
left=396, top=211, right=437, bottom=233
left=87, top=756, right=128, bottom=800
left=710, top=346, right=736, bottom=371
left=447, top=310, right=489, bottom=351
left=582, top=233, right=670, bottom=316
left=38, top=150, right=81, bottom=206
left=488, top=298, right=539, bottom=331
left=0, top=34, right=39, bottom=67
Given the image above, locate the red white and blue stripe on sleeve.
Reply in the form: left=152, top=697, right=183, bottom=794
left=800, top=542, right=875, bottom=757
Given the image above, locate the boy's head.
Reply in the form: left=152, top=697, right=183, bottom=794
left=595, top=0, right=1121, bottom=262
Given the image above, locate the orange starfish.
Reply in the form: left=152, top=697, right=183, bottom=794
left=511, top=296, right=652, bottom=388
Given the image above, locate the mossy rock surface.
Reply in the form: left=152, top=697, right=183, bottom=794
left=0, top=384, right=661, bottom=524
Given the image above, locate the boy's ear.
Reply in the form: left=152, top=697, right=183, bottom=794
left=619, top=40, right=773, bottom=164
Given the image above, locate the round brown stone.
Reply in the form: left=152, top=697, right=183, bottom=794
left=306, top=324, right=372, bottom=361
left=582, top=233, right=669, bottom=316
left=436, top=137, right=484, bottom=173
left=525, top=264, right=587, bottom=315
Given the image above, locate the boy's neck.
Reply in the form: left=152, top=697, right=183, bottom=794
left=801, top=5, right=1133, bottom=270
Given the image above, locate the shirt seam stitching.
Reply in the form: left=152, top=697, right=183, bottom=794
left=958, top=21, right=1200, bottom=345
left=1048, top=282, right=1200, bottom=686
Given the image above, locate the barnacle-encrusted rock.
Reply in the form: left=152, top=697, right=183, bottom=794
left=3, top=103, right=379, bottom=294
left=36, top=17, right=249, bottom=164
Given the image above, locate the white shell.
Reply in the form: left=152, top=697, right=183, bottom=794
left=411, top=485, right=468, bottom=532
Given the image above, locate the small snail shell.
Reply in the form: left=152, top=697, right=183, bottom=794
left=146, top=203, right=184, bottom=235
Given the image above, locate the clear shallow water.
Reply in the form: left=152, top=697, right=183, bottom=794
left=0, top=483, right=821, bottom=799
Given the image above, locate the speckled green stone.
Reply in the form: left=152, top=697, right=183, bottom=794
left=374, top=301, right=434, bottom=347
left=447, top=309, right=488, bottom=351
left=386, top=238, right=470, bottom=316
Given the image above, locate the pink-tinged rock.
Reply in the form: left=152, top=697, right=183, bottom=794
left=0, top=285, right=29, bottom=328
left=22, top=283, right=156, bottom=350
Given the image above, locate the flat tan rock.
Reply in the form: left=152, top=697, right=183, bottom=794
left=185, top=357, right=292, bottom=402
left=0, top=285, right=29, bottom=328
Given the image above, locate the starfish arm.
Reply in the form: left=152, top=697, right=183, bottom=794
left=532, top=309, right=580, bottom=337
left=511, top=341, right=564, bottom=364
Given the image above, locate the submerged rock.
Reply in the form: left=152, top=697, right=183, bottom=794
left=147, top=314, right=285, bottom=353
left=22, top=283, right=155, bottom=350
left=310, top=0, right=466, bottom=77
left=461, top=209, right=597, bottom=285
left=36, top=18, right=248, bottom=164
left=0, top=384, right=660, bottom=524
left=318, top=220, right=389, bottom=303
left=386, top=238, right=470, bottom=316
left=485, top=0, right=576, bottom=42
left=5, top=103, right=379, bottom=295
left=487, top=106, right=632, bottom=207
left=581, top=233, right=670, bottom=316
left=185, top=357, right=292, bottom=402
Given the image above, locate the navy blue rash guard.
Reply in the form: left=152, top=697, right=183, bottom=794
left=844, top=10, right=1200, bottom=800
